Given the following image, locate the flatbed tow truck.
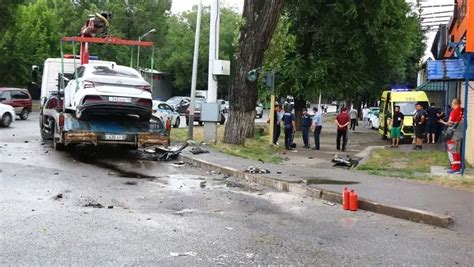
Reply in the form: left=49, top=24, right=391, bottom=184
left=39, top=13, right=169, bottom=150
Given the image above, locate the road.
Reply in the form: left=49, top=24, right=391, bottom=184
left=1, top=113, right=473, bottom=265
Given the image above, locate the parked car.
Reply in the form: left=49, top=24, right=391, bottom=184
left=0, top=103, right=15, bottom=127
left=152, top=100, right=181, bottom=128
left=63, top=64, right=152, bottom=121
left=0, top=88, right=32, bottom=120
left=166, top=96, right=190, bottom=115
left=255, top=103, right=264, bottom=118
left=185, top=98, right=225, bottom=126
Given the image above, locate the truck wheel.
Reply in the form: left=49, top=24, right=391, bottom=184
left=19, top=109, right=29, bottom=120
left=173, top=117, right=180, bottom=128
left=53, top=123, right=66, bottom=151
left=1, top=113, right=12, bottom=127
left=39, top=116, right=53, bottom=140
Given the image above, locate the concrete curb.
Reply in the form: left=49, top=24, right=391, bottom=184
left=180, top=154, right=454, bottom=228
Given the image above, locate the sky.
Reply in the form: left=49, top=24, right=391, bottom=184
left=171, top=0, right=244, bottom=14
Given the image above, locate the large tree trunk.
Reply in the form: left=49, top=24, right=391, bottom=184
left=223, top=0, right=284, bottom=145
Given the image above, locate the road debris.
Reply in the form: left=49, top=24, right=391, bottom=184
left=200, top=181, right=207, bottom=188
left=83, top=202, right=104, bottom=208
left=225, top=227, right=233, bottom=230
left=190, top=146, right=209, bottom=155
left=244, top=166, right=270, bottom=174
left=332, top=154, right=359, bottom=168
left=323, top=200, right=336, bottom=206
left=146, top=142, right=189, bottom=161
left=108, top=205, right=114, bottom=209
left=54, top=193, right=63, bottom=200
left=124, top=181, right=137, bottom=185
left=170, top=252, right=197, bottom=257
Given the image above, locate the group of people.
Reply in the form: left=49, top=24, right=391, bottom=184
left=272, top=105, right=323, bottom=151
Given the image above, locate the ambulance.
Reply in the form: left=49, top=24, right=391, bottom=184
left=378, top=89, right=430, bottom=140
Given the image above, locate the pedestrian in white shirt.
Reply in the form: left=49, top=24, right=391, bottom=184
left=362, top=107, right=369, bottom=128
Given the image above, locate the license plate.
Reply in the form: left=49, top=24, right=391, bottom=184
left=104, top=134, right=127, bottom=140
left=109, top=97, right=131, bottom=103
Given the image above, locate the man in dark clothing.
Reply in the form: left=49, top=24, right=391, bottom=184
left=413, top=102, right=427, bottom=150
left=272, top=105, right=283, bottom=145
left=282, top=109, right=296, bottom=150
left=335, top=107, right=350, bottom=151
left=390, top=105, right=404, bottom=147
left=301, top=108, right=312, bottom=148
left=426, top=103, right=442, bottom=144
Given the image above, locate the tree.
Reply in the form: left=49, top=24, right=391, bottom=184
left=223, top=0, right=284, bottom=145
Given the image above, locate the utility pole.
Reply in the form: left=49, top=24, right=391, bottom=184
left=204, top=0, right=220, bottom=141
left=268, top=72, right=276, bottom=145
left=188, top=0, right=203, bottom=140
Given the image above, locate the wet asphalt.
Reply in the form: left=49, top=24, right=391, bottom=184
left=1, top=113, right=473, bottom=265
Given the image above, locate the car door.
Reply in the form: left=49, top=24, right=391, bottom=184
left=0, top=91, right=18, bottom=113
left=11, top=90, right=30, bottom=113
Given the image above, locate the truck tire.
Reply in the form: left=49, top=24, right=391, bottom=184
left=173, top=117, right=180, bottom=128
left=53, top=123, right=66, bottom=151
left=1, top=113, right=12, bottom=127
left=39, top=116, right=53, bottom=140
left=19, top=108, right=29, bottom=120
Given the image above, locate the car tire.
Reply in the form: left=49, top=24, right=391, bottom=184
left=1, top=113, right=12, bottom=127
left=174, top=117, right=180, bottom=128
left=40, top=116, right=53, bottom=140
left=198, top=121, right=204, bottom=126
left=19, top=109, right=29, bottom=120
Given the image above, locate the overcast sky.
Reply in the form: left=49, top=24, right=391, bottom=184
left=171, top=0, right=244, bottom=14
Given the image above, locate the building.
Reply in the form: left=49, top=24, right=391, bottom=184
left=428, top=0, right=474, bottom=166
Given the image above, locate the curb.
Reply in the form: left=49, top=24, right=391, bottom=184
left=180, top=154, right=454, bottom=228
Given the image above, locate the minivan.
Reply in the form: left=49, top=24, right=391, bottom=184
left=0, top=88, right=33, bottom=120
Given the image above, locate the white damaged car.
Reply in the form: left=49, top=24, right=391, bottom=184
left=64, top=64, right=152, bottom=121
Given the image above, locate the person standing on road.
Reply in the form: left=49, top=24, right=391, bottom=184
left=362, top=106, right=369, bottom=127
left=390, top=105, right=404, bottom=148
left=311, top=107, right=322, bottom=150
left=301, top=108, right=312, bottom=148
left=335, top=107, right=350, bottom=151
left=271, top=104, right=283, bottom=145
left=282, top=108, right=296, bottom=150
left=413, top=102, right=427, bottom=150
left=439, top=98, right=463, bottom=174
left=349, top=108, right=358, bottom=130
left=426, top=103, right=442, bottom=144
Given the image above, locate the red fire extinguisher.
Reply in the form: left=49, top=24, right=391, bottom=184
left=349, top=190, right=358, bottom=211
left=343, top=187, right=350, bottom=210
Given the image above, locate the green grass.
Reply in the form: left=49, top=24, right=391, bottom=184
left=358, top=149, right=474, bottom=190
left=170, top=125, right=284, bottom=164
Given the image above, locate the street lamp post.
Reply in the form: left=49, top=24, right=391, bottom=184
left=136, top=28, right=156, bottom=68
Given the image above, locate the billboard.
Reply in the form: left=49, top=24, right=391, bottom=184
left=427, top=58, right=474, bottom=81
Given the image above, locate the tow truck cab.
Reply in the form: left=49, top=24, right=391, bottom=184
left=378, top=90, right=430, bottom=140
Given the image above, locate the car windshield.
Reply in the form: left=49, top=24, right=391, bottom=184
left=92, top=66, right=139, bottom=78
left=394, top=102, right=427, bottom=115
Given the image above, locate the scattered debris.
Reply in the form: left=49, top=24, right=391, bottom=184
left=83, top=202, right=104, bottom=208
left=332, top=154, right=359, bottom=168
left=108, top=206, right=114, bottom=209
left=147, top=142, right=189, bottom=161
left=170, top=252, right=197, bottom=257
left=276, top=171, right=282, bottom=174
left=225, top=227, right=233, bottom=230
left=146, top=218, right=151, bottom=220
left=308, top=156, right=314, bottom=159
left=124, top=181, right=137, bottom=186
left=24, top=141, right=28, bottom=143
left=323, top=200, right=336, bottom=206
left=54, top=193, right=63, bottom=200
left=54, top=172, right=59, bottom=175
left=200, top=181, right=207, bottom=188
left=173, top=161, right=185, bottom=166
left=190, top=146, right=209, bottom=155
left=244, top=166, right=270, bottom=174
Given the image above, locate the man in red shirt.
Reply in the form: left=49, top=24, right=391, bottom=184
left=335, top=107, right=350, bottom=151
left=439, top=98, right=463, bottom=174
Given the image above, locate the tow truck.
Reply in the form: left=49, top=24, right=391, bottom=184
left=39, top=12, right=170, bottom=150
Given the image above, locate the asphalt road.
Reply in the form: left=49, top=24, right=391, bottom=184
left=1, top=113, right=473, bottom=265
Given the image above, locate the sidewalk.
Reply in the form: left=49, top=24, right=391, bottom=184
left=181, top=146, right=474, bottom=238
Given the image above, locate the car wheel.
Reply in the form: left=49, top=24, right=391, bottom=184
left=1, top=113, right=12, bottom=127
left=19, top=109, right=29, bottom=120
left=174, top=117, right=180, bottom=128
left=198, top=121, right=204, bottom=126
left=53, top=122, right=66, bottom=151
left=40, top=116, right=53, bottom=140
